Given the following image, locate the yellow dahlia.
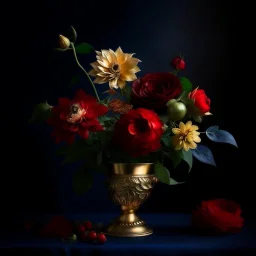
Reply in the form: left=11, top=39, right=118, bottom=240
left=172, top=121, right=201, bottom=151
left=88, top=47, right=141, bottom=89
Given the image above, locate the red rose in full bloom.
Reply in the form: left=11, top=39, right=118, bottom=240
left=171, top=56, right=186, bottom=70
left=188, top=88, right=211, bottom=114
left=112, top=108, right=164, bottom=157
left=47, top=89, right=108, bottom=144
left=131, top=72, right=182, bottom=110
left=192, top=199, right=244, bottom=234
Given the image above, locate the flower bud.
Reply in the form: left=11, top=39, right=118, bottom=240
left=59, top=34, right=70, bottom=49
left=166, top=99, right=187, bottom=121
left=171, top=56, right=185, bottom=71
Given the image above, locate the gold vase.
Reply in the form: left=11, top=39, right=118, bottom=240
left=105, top=163, right=157, bottom=237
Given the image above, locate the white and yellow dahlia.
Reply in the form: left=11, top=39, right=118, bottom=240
left=88, top=47, right=141, bottom=89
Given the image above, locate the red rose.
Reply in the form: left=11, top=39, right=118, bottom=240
left=47, top=89, right=108, bottom=144
left=39, top=215, right=73, bottom=239
left=171, top=56, right=186, bottom=70
left=131, top=72, right=182, bottom=110
left=112, top=108, right=164, bottom=157
left=192, top=199, right=244, bottom=234
left=188, top=88, right=211, bottom=114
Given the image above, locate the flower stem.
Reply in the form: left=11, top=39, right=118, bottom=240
left=70, top=42, right=101, bottom=102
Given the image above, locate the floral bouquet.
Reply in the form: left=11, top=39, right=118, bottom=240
left=29, top=26, right=238, bottom=193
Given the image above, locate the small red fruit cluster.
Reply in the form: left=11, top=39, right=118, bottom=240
left=75, top=221, right=107, bottom=244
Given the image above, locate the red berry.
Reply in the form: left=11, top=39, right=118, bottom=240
left=77, top=224, right=85, bottom=233
left=88, top=231, right=97, bottom=241
left=97, top=233, right=107, bottom=244
left=171, top=56, right=185, bottom=70
left=83, top=221, right=93, bottom=230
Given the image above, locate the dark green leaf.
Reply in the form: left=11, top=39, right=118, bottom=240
left=69, top=25, right=77, bottom=43
left=161, top=136, right=171, bottom=148
left=75, top=43, right=94, bottom=54
left=180, top=149, right=193, bottom=172
left=28, top=101, right=52, bottom=123
left=155, top=161, right=184, bottom=185
left=168, top=149, right=182, bottom=168
left=72, top=166, right=93, bottom=194
left=179, top=77, right=192, bottom=93
left=122, top=85, right=132, bottom=102
left=159, top=114, right=169, bottom=124
left=56, top=139, right=101, bottom=164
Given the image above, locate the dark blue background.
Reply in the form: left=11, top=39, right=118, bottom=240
left=2, top=0, right=251, bottom=225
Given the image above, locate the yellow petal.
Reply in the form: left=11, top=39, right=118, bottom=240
left=98, top=66, right=109, bottom=73
left=109, top=78, right=119, bottom=89
left=188, top=141, right=197, bottom=149
left=115, top=47, right=127, bottom=64
left=121, top=58, right=140, bottom=72
left=193, top=131, right=200, bottom=136
left=172, top=128, right=181, bottom=135
left=97, top=58, right=111, bottom=68
left=179, top=122, right=186, bottom=132
left=131, top=66, right=141, bottom=73
left=117, top=79, right=126, bottom=89
left=193, top=135, right=201, bottom=143
left=88, top=69, right=97, bottom=77
left=122, top=72, right=137, bottom=81
left=183, top=143, right=189, bottom=151
left=90, top=62, right=101, bottom=72
left=190, top=125, right=199, bottom=131
left=185, top=121, right=192, bottom=130
left=97, top=72, right=110, bottom=77
left=93, top=76, right=107, bottom=84
left=204, top=112, right=213, bottom=116
left=95, top=51, right=102, bottom=56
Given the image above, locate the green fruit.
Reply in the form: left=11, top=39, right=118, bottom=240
left=166, top=99, right=187, bottom=121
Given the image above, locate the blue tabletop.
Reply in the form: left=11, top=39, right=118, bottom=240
left=1, top=213, right=255, bottom=255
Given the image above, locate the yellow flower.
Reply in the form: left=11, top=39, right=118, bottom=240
left=172, top=121, right=201, bottom=151
left=88, top=47, right=141, bottom=89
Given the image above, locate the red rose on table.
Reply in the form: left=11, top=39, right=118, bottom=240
left=171, top=56, right=186, bottom=70
left=47, top=89, right=108, bottom=144
left=39, top=216, right=73, bottom=239
left=188, top=88, right=211, bottom=115
left=131, top=72, right=182, bottom=110
left=192, top=199, right=244, bottom=234
left=112, top=108, right=164, bottom=157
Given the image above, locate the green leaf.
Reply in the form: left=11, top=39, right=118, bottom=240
left=180, top=149, right=193, bottom=172
left=159, top=114, right=169, bottom=124
left=168, top=149, right=182, bottom=168
left=155, top=161, right=184, bottom=185
left=180, top=77, right=192, bottom=93
left=56, top=139, right=101, bottom=164
left=28, top=101, right=52, bottom=123
left=75, top=43, right=94, bottom=54
left=161, top=136, right=171, bottom=148
left=122, top=85, right=132, bottom=102
left=72, top=166, right=93, bottom=194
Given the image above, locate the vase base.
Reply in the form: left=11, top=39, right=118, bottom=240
left=105, top=213, right=153, bottom=237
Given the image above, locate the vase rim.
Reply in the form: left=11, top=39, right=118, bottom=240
left=111, top=163, right=155, bottom=175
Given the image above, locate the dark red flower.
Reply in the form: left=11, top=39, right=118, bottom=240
left=39, top=215, right=73, bottom=239
left=131, top=72, right=182, bottom=110
left=171, top=56, right=186, bottom=70
left=112, top=108, right=164, bottom=157
left=47, top=89, right=108, bottom=144
left=192, top=199, right=244, bottom=234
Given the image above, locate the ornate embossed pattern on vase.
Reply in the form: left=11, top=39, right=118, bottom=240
left=105, top=163, right=157, bottom=237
